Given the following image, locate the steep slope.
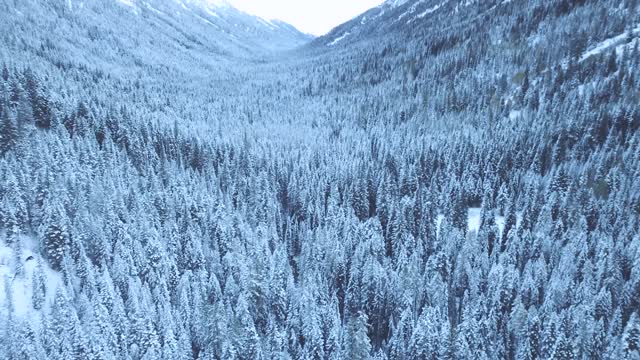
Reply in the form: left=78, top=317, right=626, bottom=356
left=318, top=0, right=638, bottom=52
left=0, top=0, right=639, bottom=359
left=304, top=0, right=639, bottom=128
left=0, top=0, right=311, bottom=76
left=317, top=0, right=465, bottom=47
left=0, top=235, right=62, bottom=325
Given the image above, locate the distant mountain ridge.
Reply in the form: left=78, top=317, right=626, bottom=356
left=0, top=0, right=312, bottom=74
left=0, top=0, right=639, bottom=359
left=111, top=0, right=313, bottom=48
left=315, top=0, right=485, bottom=47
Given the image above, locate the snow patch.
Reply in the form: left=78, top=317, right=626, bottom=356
left=145, top=3, right=166, bottom=16
left=205, top=0, right=231, bottom=7
left=265, top=19, right=281, bottom=29
left=328, top=32, right=350, bottom=46
left=387, top=0, right=410, bottom=8
left=257, top=17, right=277, bottom=30
left=409, top=0, right=448, bottom=23
left=205, top=8, right=221, bottom=18
left=581, top=25, right=639, bottom=62
left=115, top=0, right=139, bottom=15
left=509, top=110, right=522, bottom=120
left=398, top=0, right=426, bottom=21
left=195, top=12, right=218, bottom=27
left=436, top=213, right=445, bottom=238
left=0, top=235, right=62, bottom=328
left=468, top=208, right=522, bottom=236
left=435, top=208, right=509, bottom=238
left=117, top=0, right=136, bottom=8
left=468, top=208, right=506, bottom=235
left=528, top=34, right=543, bottom=46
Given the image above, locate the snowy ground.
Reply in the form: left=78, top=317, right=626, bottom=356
left=581, top=24, right=640, bottom=62
left=437, top=208, right=520, bottom=238
left=328, top=32, right=350, bottom=46
left=0, top=234, right=61, bottom=328
left=468, top=207, right=522, bottom=236
left=468, top=207, right=504, bottom=234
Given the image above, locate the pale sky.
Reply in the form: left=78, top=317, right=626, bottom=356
left=227, top=0, right=386, bottom=36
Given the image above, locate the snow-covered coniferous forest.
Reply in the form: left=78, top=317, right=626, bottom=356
left=1, top=0, right=639, bottom=358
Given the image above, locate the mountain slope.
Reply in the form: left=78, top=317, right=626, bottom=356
left=0, top=0, right=311, bottom=75
left=0, top=0, right=639, bottom=359
left=318, top=0, right=638, bottom=51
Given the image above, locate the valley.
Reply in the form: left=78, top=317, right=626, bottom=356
left=0, top=0, right=639, bottom=359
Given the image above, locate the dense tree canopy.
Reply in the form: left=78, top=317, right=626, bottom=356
left=0, top=0, right=639, bottom=359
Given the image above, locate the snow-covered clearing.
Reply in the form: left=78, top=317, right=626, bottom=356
left=467, top=207, right=505, bottom=235
left=117, top=0, right=135, bottom=8
left=328, top=32, right=350, bottom=46
left=145, top=3, right=167, bottom=16
left=581, top=24, right=639, bottom=62
left=409, top=1, right=448, bottom=23
left=0, top=234, right=62, bottom=329
left=398, top=0, right=427, bottom=21
left=205, top=8, right=221, bottom=19
left=436, top=208, right=523, bottom=238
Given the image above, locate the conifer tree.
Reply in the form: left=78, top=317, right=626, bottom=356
left=0, top=105, right=18, bottom=156
left=32, top=259, right=47, bottom=310
left=42, top=205, right=68, bottom=271
left=346, top=311, right=372, bottom=360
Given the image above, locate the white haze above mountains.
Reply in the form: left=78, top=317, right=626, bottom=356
left=208, top=0, right=387, bottom=35
left=1, top=0, right=640, bottom=359
left=114, top=0, right=403, bottom=36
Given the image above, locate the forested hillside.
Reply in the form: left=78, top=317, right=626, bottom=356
left=1, top=0, right=639, bottom=359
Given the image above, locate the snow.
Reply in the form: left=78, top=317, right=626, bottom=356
left=117, top=0, right=135, bottom=8
left=613, top=38, right=638, bottom=57
left=0, top=235, right=62, bottom=328
left=467, top=208, right=523, bottom=236
left=528, top=34, right=543, bottom=46
left=205, top=0, right=231, bottom=7
left=115, top=0, right=139, bottom=15
left=265, top=19, right=280, bottom=29
left=398, top=0, right=426, bottom=21
left=509, top=110, right=522, bottom=120
left=257, top=17, right=277, bottom=30
left=467, top=208, right=483, bottom=234
left=195, top=12, right=218, bottom=27
left=410, top=1, right=448, bottom=23
left=581, top=24, right=639, bottom=62
left=435, top=208, right=508, bottom=238
left=436, top=213, right=445, bottom=237
left=328, top=32, right=350, bottom=46
left=145, top=3, right=166, bottom=16
left=387, top=0, right=410, bottom=8
left=467, top=208, right=506, bottom=236
left=205, top=8, right=221, bottom=18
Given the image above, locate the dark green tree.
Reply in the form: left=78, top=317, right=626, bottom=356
left=0, top=105, right=18, bottom=155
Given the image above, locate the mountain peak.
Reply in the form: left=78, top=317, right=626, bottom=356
left=176, top=0, right=232, bottom=9
left=384, top=0, right=411, bottom=8
left=4, top=0, right=311, bottom=70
